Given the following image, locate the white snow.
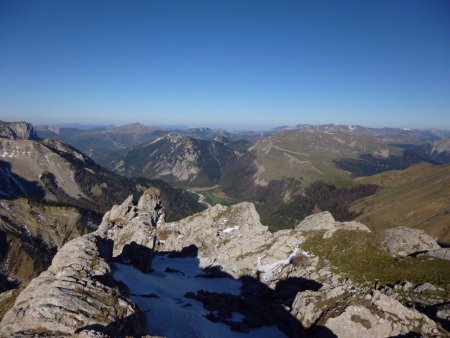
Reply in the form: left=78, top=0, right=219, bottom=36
left=222, top=226, right=239, bottom=233
left=256, top=248, right=300, bottom=281
left=113, top=255, right=287, bottom=338
left=0, top=202, right=11, bottom=213
left=22, top=224, right=32, bottom=238
left=35, top=212, right=45, bottom=222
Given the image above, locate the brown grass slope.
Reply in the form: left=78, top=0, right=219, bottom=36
left=251, top=129, right=403, bottom=187
left=351, top=162, right=450, bottom=243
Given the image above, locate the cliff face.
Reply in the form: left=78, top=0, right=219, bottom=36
left=0, top=189, right=448, bottom=337
left=0, top=121, right=40, bottom=141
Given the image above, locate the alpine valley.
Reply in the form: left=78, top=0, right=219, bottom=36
left=0, top=120, right=449, bottom=337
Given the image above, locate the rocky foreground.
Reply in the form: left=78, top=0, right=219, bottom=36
left=0, top=189, right=448, bottom=337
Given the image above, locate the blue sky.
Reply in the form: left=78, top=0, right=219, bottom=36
left=0, top=0, right=449, bottom=130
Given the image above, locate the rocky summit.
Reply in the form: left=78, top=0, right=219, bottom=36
left=0, top=121, right=40, bottom=141
left=0, top=190, right=448, bottom=337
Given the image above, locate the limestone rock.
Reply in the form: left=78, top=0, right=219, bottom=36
left=97, top=188, right=165, bottom=256
left=381, top=227, right=440, bottom=257
left=290, top=290, right=324, bottom=329
left=295, top=211, right=335, bottom=231
left=157, top=202, right=305, bottom=278
left=0, top=234, right=147, bottom=336
left=295, top=211, right=371, bottom=238
left=325, top=305, right=393, bottom=338
left=290, top=273, right=441, bottom=337
left=331, top=291, right=439, bottom=336
left=423, top=248, right=450, bottom=260
left=436, top=303, right=450, bottom=327
left=0, top=120, right=39, bottom=140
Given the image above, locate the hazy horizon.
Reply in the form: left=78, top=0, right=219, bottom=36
left=3, top=117, right=450, bottom=133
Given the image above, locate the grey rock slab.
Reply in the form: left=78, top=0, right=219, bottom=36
left=381, top=227, right=440, bottom=257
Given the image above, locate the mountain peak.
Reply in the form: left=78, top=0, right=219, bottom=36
left=0, top=121, right=40, bottom=140
left=110, top=122, right=155, bottom=133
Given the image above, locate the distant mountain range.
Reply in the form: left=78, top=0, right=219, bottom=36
left=33, top=121, right=450, bottom=231
left=36, top=123, right=260, bottom=160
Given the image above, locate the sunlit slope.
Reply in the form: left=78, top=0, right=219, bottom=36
left=251, top=129, right=402, bottom=187
left=351, top=162, right=450, bottom=242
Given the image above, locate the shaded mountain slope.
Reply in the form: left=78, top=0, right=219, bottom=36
left=0, top=198, right=97, bottom=283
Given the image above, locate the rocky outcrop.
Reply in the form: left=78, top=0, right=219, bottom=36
left=155, top=202, right=306, bottom=279
left=0, top=234, right=147, bottom=336
left=381, top=227, right=440, bottom=257
left=295, top=211, right=371, bottom=238
left=0, top=121, right=39, bottom=140
left=422, top=248, right=450, bottom=261
left=0, top=187, right=167, bottom=336
left=324, top=291, right=440, bottom=338
left=97, top=187, right=165, bottom=256
left=288, top=270, right=441, bottom=337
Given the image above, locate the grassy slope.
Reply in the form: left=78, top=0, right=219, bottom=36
left=351, top=162, right=450, bottom=243
left=302, top=230, right=450, bottom=295
left=253, top=130, right=401, bottom=187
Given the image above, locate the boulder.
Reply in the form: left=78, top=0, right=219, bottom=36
left=295, top=211, right=336, bottom=231
left=381, top=227, right=440, bottom=257
left=295, top=211, right=371, bottom=238
left=325, top=305, right=394, bottom=338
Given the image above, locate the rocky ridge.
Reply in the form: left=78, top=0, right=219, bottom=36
left=0, top=234, right=146, bottom=336
left=0, top=121, right=39, bottom=141
left=0, top=190, right=448, bottom=337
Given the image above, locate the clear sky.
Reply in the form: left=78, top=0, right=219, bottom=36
left=0, top=0, right=449, bottom=130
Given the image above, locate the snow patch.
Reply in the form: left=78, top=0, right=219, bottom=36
left=256, top=248, right=300, bottom=281
left=0, top=202, right=11, bottom=213
left=223, top=226, right=239, bottom=233
left=113, top=255, right=287, bottom=338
